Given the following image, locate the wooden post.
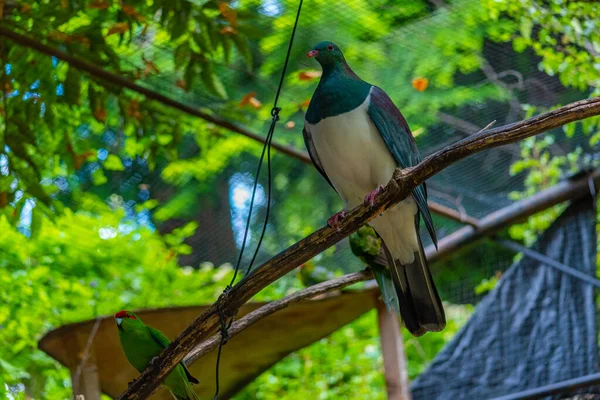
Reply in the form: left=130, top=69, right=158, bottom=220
left=63, top=332, right=102, bottom=400
left=377, top=301, right=412, bottom=400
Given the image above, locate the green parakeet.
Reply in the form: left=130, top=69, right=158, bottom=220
left=115, top=310, right=200, bottom=400
left=349, top=225, right=401, bottom=315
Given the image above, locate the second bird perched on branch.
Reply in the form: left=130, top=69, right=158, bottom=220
left=303, top=41, right=446, bottom=336
left=115, top=311, right=200, bottom=399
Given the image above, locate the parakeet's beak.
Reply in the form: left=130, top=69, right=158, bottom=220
left=307, top=50, right=319, bottom=58
left=116, top=317, right=122, bottom=326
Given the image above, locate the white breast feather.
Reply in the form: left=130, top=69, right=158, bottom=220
left=305, top=89, right=419, bottom=264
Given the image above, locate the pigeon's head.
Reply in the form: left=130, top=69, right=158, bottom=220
left=307, top=41, right=345, bottom=69
left=115, top=310, right=143, bottom=331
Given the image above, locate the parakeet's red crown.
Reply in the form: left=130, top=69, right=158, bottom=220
left=115, top=310, right=135, bottom=319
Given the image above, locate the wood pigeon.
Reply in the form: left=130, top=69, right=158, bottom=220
left=303, top=41, right=445, bottom=336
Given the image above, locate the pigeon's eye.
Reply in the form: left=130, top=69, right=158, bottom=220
left=327, top=44, right=334, bottom=51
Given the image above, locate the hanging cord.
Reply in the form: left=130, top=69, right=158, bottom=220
left=213, top=1, right=303, bottom=398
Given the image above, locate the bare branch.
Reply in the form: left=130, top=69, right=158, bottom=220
left=184, top=270, right=373, bottom=365
left=117, top=97, right=600, bottom=400
left=72, top=318, right=102, bottom=394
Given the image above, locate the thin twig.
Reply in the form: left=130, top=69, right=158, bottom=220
left=185, top=270, right=373, bottom=365
left=0, top=25, right=308, bottom=164
left=72, top=317, right=102, bottom=394
left=476, top=120, right=496, bottom=134
left=117, top=97, right=600, bottom=400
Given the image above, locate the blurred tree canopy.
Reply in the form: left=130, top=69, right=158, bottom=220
left=1, top=0, right=599, bottom=398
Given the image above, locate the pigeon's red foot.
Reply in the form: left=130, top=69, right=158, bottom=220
left=327, top=211, right=346, bottom=230
left=364, top=185, right=385, bottom=207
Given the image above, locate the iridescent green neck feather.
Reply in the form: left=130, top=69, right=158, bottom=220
left=305, top=41, right=372, bottom=124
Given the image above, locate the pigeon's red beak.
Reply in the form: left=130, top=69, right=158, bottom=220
left=307, top=50, right=319, bottom=58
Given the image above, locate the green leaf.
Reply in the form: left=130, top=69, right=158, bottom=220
left=174, top=41, right=191, bottom=70
left=203, top=0, right=219, bottom=10
left=193, top=30, right=212, bottom=54
left=157, top=134, right=172, bottom=145
left=0, top=359, right=30, bottom=380
left=92, top=168, right=108, bottom=185
left=30, top=206, right=42, bottom=239
left=170, top=10, right=189, bottom=40
left=200, top=62, right=228, bottom=99
left=103, top=154, right=125, bottom=171
left=520, top=19, right=533, bottom=40
left=221, top=36, right=232, bottom=63
left=474, top=276, right=499, bottom=295
left=64, top=67, right=82, bottom=106
left=231, top=34, right=252, bottom=68
left=184, top=59, right=198, bottom=91
left=205, top=19, right=219, bottom=50
left=135, top=199, right=159, bottom=213
left=563, top=122, right=576, bottom=137
left=88, top=84, right=98, bottom=112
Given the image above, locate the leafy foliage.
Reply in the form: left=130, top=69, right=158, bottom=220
left=0, top=195, right=294, bottom=398
left=486, top=0, right=600, bottom=94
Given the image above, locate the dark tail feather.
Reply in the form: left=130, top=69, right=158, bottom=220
left=382, top=239, right=446, bottom=336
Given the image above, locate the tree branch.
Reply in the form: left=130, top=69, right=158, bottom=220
left=183, top=270, right=373, bottom=365
left=0, top=25, right=309, bottom=164
left=117, top=97, right=600, bottom=399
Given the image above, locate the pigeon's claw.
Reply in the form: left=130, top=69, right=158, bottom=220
left=364, top=185, right=385, bottom=207
left=327, top=211, right=346, bottom=231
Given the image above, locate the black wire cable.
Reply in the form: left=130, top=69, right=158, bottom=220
left=212, top=1, right=304, bottom=398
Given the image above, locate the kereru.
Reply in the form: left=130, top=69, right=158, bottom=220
left=303, top=41, right=445, bottom=336
left=115, top=310, right=200, bottom=399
